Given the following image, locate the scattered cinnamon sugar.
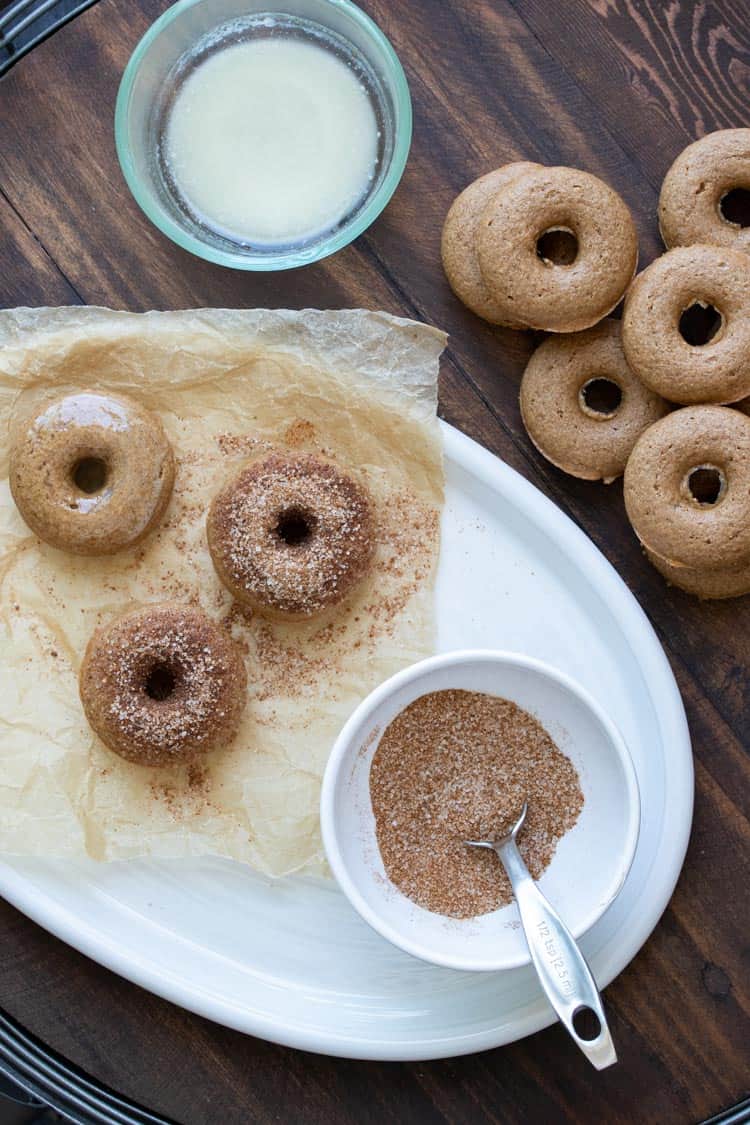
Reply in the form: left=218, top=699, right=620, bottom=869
left=283, top=419, right=317, bottom=447
left=369, top=689, right=584, bottom=919
left=215, top=432, right=269, bottom=459
left=150, top=760, right=213, bottom=817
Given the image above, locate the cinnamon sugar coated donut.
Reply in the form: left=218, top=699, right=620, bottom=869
left=623, top=406, right=750, bottom=570
left=79, top=604, right=247, bottom=766
left=441, top=162, right=542, bottom=325
left=659, top=129, right=750, bottom=254
left=476, top=166, right=638, bottom=332
left=9, top=391, right=174, bottom=555
left=622, top=245, right=750, bottom=404
left=207, top=452, right=374, bottom=619
left=520, top=320, right=669, bottom=482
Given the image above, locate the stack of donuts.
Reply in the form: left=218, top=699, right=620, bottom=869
left=9, top=392, right=374, bottom=765
left=441, top=129, right=750, bottom=600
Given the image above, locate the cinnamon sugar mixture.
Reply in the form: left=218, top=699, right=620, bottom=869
left=369, top=690, right=584, bottom=918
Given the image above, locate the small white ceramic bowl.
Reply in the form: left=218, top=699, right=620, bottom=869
left=320, top=650, right=640, bottom=972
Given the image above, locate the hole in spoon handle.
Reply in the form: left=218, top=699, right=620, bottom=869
left=565, top=1004, right=617, bottom=1070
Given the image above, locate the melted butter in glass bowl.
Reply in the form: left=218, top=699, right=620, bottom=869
left=115, top=0, right=412, bottom=270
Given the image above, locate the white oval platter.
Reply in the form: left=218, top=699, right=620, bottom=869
left=0, top=422, right=693, bottom=1060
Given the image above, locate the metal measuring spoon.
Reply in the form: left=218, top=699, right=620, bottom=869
left=466, top=802, right=617, bottom=1070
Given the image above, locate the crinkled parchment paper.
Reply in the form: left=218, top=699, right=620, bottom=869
left=0, top=307, right=445, bottom=875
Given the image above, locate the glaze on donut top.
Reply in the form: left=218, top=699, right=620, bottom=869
left=476, top=166, right=638, bottom=332
left=622, top=245, right=750, bottom=405
left=9, top=391, right=175, bottom=556
left=520, top=320, right=668, bottom=483
left=79, top=603, right=247, bottom=766
left=659, top=129, right=750, bottom=255
left=441, top=161, right=542, bottom=325
left=207, top=452, right=374, bottom=620
left=623, top=406, right=750, bottom=571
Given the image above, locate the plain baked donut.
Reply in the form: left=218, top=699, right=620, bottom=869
left=476, top=166, right=638, bottom=332
left=79, top=603, right=247, bottom=766
left=659, top=129, right=750, bottom=255
left=644, top=547, right=750, bottom=601
left=622, top=245, right=750, bottom=404
left=623, top=405, right=750, bottom=569
left=207, top=452, right=374, bottom=619
left=520, top=320, right=669, bottom=483
left=9, top=391, right=175, bottom=556
left=441, top=161, right=542, bottom=325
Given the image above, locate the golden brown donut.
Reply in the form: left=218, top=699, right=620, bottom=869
left=623, top=406, right=750, bottom=570
left=520, top=320, right=669, bottom=483
left=644, top=548, right=750, bottom=601
left=9, top=391, right=175, bottom=556
left=622, top=245, right=750, bottom=404
left=659, top=129, right=750, bottom=254
left=476, top=166, right=638, bottom=332
left=207, top=452, right=374, bottom=620
left=79, top=603, right=247, bottom=766
left=440, top=162, right=542, bottom=325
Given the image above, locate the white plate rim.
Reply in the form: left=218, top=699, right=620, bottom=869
left=0, top=421, right=693, bottom=1059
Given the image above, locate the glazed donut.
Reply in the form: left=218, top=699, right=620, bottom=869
left=520, top=320, right=669, bottom=483
left=476, top=166, right=638, bottom=332
left=79, top=603, right=247, bottom=766
left=9, top=391, right=175, bottom=556
left=645, top=548, right=750, bottom=601
left=207, top=452, right=374, bottom=619
left=623, top=406, right=750, bottom=569
left=441, top=162, right=542, bottom=325
left=659, top=129, right=750, bottom=255
left=622, top=245, right=750, bottom=404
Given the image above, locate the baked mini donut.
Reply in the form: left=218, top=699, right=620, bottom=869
left=476, top=166, right=638, bottom=332
left=622, top=245, right=750, bottom=404
left=659, top=129, right=750, bottom=254
left=79, top=603, right=247, bottom=766
left=441, top=161, right=542, bottom=325
left=645, top=548, right=750, bottom=601
left=623, top=406, right=750, bottom=569
left=207, top=452, right=374, bottom=619
left=10, top=391, right=175, bottom=556
left=520, top=320, right=669, bottom=483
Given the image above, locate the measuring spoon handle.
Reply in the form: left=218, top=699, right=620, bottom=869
left=497, top=837, right=617, bottom=1070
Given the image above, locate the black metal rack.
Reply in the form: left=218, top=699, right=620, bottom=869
left=0, top=0, right=99, bottom=77
left=0, top=1009, right=171, bottom=1124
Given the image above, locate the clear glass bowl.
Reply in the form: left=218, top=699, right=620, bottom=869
left=115, top=0, right=412, bottom=271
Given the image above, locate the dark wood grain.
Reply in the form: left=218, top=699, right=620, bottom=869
left=0, top=0, right=749, bottom=1122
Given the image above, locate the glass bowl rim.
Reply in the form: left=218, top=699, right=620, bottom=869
left=114, top=0, right=413, bottom=271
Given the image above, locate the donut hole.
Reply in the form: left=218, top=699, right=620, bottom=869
left=536, top=227, right=578, bottom=267
left=71, top=456, right=108, bottom=494
left=685, top=464, right=727, bottom=507
left=678, top=302, right=723, bottom=347
left=579, top=377, right=623, bottom=418
left=144, top=662, right=177, bottom=702
left=719, top=188, right=750, bottom=228
left=275, top=507, right=316, bottom=547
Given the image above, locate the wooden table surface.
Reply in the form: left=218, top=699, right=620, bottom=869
left=0, top=1, right=748, bottom=1122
